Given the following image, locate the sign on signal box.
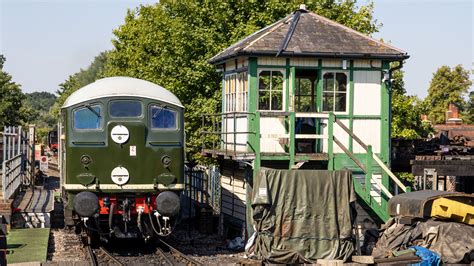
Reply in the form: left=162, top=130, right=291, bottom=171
left=40, top=156, right=48, bottom=172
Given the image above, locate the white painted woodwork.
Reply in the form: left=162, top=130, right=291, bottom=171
left=353, top=71, right=381, bottom=116
left=370, top=174, right=382, bottom=204
left=322, top=118, right=350, bottom=153
left=257, top=57, right=286, bottom=66
left=221, top=171, right=247, bottom=221
left=237, top=57, right=248, bottom=68
left=225, top=59, right=236, bottom=71
left=290, top=58, right=318, bottom=67
left=260, top=117, right=286, bottom=153
left=353, top=173, right=382, bottom=205
left=223, top=117, right=248, bottom=152
left=353, top=59, right=381, bottom=68
left=322, top=59, right=342, bottom=67
left=295, top=113, right=329, bottom=118
left=353, top=119, right=381, bottom=153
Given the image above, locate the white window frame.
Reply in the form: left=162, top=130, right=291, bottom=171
left=224, top=72, right=249, bottom=113
left=257, top=68, right=286, bottom=112
left=321, top=70, right=350, bottom=114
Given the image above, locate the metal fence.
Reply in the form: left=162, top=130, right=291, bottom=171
left=181, top=164, right=220, bottom=219
left=1, top=126, right=30, bottom=201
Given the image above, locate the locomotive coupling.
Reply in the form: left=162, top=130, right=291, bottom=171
left=155, top=191, right=180, bottom=217
left=73, top=191, right=99, bottom=217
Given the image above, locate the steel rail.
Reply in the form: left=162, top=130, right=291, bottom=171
left=86, top=245, right=98, bottom=266
left=156, top=247, right=174, bottom=265
left=159, top=239, right=202, bottom=265
left=99, top=246, right=125, bottom=266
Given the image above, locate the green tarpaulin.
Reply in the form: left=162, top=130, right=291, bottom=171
left=249, top=168, right=356, bottom=263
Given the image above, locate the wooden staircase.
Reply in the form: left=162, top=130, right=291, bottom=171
left=330, top=113, right=409, bottom=222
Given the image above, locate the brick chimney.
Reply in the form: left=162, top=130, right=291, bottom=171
left=446, top=103, right=462, bottom=125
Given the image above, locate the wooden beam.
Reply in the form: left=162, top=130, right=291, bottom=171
left=333, top=136, right=367, bottom=173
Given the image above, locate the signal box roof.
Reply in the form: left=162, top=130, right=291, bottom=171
left=209, top=8, right=408, bottom=64
left=62, top=76, right=183, bottom=108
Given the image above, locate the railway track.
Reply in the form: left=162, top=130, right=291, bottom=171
left=157, top=239, right=202, bottom=265
left=84, top=238, right=200, bottom=265
left=87, top=245, right=124, bottom=266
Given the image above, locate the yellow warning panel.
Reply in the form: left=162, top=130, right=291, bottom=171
left=431, top=197, right=474, bottom=225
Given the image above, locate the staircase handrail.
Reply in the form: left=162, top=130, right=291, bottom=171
left=332, top=116, right=407, bottom=193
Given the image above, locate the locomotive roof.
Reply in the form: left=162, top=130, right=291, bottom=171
left=62, top=76, right=184, bottom=108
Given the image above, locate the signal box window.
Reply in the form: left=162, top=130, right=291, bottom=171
left=73, top=105, right=102, bottom=130
left=322, top=72, right=347, bottom=112
left=258, top=70, right=284, bottom=110
left=150, top=105, right=177, bottom=129
left=109, top=100, right=142, bottom=117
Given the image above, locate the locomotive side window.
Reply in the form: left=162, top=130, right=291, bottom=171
left=150, top=105, right=177, bottom=129
left=73, top=104, right=102, bottom=130
left=109, top=100, right=142, bottom=117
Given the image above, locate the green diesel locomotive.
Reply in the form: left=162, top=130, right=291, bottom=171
left=59, top=77, right=184, bottom=240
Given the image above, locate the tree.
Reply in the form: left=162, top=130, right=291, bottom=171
left=391, top=66, right=431, bottom=139
left=462, top=91, right=474, bottom=124
left=51, top=52, right=109, bottom=117
left=0, top=55, right=26, bottom=127
left=22, top=92, right=58, bottom=143
left=425, top=65, right=472, bottom=124
left=105, top=0, right=381, bottom=160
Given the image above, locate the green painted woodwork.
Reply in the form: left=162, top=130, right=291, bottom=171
left=247, top=57, right=259, bottom=157
left=349, top=60, right=355, bottom=152
left=63, top=97, right=185, bottom=206
left=380, top=60, right=391, bottom=212
left=365, top=145, right=373, bottom=198
left=328, top=112, right=335, bottom=170
left=289, top=67, right=296, bottom=166
left=220, top=58, right=400, bottom=222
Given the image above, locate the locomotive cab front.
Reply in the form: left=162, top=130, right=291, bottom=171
left=60, top=77, right=185, bottom=240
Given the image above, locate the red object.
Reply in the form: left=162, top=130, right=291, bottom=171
left=41, top=156, right=47, bottom=162
left=98, top=195, right=157, bottom=215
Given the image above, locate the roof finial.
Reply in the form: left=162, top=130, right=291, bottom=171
left=299, top=4, right=307, bottom=11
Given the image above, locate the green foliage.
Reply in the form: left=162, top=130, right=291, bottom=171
left=0, top=55, right=26, bottom=127
left=105, top=0, right=380, bottom=161
left=22, top=91, right=57, bottom=144
left=395, top=172, right=415, bottom=186
left=51, top=52, right=109, bottom=117
left=391, top=67, right=432, bottom=139
left=425, top=65, right=472, bottom=124
left=462, top=91, right=474, bottom=124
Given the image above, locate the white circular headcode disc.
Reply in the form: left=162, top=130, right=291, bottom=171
left=111, top=125, right=129, bottom=144
left=111, top=167, right=130, bottom=185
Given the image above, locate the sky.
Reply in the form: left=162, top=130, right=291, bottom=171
left=0, top=0, right=473, bottom=98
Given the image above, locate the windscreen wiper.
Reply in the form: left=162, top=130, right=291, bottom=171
left=85, top=104, right=101, bottom=118
left=152, top=105, right=168, bottom=119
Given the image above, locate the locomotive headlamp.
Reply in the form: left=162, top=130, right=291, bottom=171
left=80, top=155, right=92, bottom=166
left=161, top=155, right=172, bottom=168
left=111, top=166, right=130, bottom=185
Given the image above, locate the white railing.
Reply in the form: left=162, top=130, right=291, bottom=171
left=1, top=126, right=29, bottom=201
